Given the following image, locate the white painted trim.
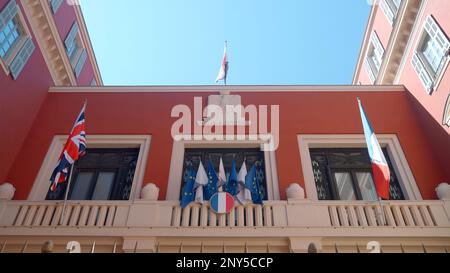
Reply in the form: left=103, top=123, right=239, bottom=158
left=48, top=85, right=407, bottom=94
left=297, top=134, right=422, bottom=201
left=166, top=137, right=280, bottom=201
left=28, top=135, right=151, bottom=202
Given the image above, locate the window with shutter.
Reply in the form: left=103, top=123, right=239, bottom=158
left=64, top=21, right=87, bottom=78
left=49, top=0, right=63, bottom=14
left=364, top=32, right=385, bottom=84
left=413, top=16, right=450, bottom=94
left=380, top=0, right=402, bottom=25
left=0, top=0, right=34, bottom=79
left=9, top=37, right=35, bottom=79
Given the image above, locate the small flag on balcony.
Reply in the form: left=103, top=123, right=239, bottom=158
left=358, top=98, right=390, bottom=200
left=218, top=157, right=227, bottom=188
left=204, top=159, right=219, bottom=201
left=244, top=164, right=263, bottom=205
left=181, top=162, right=196, bottom=208
left=224, top=159, right=239, bottom=196
left=194, top=161, right=208, bottom=203
left=49, top=102, right=87, bottom=192
left=215, top=41, right=229, bottom=84
left=210, top=192, right=235, bottom=214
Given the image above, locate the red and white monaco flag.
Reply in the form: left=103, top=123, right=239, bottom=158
left=215, top=42, right=229, bottom=83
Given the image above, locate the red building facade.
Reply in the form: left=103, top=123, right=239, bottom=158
left=0, top=0, right=448, bottom=253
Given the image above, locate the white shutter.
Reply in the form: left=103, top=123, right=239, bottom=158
left=65, top=22, right=79, bottom=50
left=380, top=0, right=395, bottom=25
left=0, top=0, right=19, bottom=31
left=49, top=0, right=64, bottom=14
left=424, top=16, right=450, bottom=73
left=412, top=52, right=434, bottom=94
left=364, top=58, right=376, bottom=84
left=9, top=37, right=35, bottom=80
left=74, top=48, right=87, bottom=78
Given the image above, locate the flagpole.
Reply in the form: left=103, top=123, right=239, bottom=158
left=224, top=40, right=228, bottom=86
left=59, top=164, right=75, bottom=225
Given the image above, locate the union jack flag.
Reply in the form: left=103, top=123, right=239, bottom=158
left=49, top=102, right=87, bottom=192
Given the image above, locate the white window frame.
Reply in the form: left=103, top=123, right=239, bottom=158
left=166, top=136, right=280, bottom=201
left=379, top=0, right=403, bottom=26
left=0, top=0, right=33, bottom=77
left=297, top=134, right=422, bottom=202
left=28, top=135, right=151, bottom=202
left=364, top=31, right=385, bottom=84
left=412, top=15, right=450, bottom=94
left=444, top=94, right=450, bottom=127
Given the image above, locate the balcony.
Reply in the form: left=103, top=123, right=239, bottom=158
left=0, top=199, right=449, bottom=253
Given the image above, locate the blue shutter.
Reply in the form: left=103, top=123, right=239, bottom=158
left=49, top=0, right=64, bottom=14
left=65, top=22, right=79, bottom=50
left=74, top=48, right=87, bottom=78
left=0, top=0, right=19, bottom=31
left=9, top=37, right=35, bottom=80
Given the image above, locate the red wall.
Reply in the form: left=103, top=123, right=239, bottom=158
left=6, top=87, right=448, bottom=200
left=0, top=0, right=53, bottom=182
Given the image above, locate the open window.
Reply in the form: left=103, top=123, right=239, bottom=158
left=380, top=0, right=403, bottom=25
left=412, top=16, right=450, bottom=94
left=364, top=32, right=385, bottom=83
left=0, top=0, right=35, bottom=79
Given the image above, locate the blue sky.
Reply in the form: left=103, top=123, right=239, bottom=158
left=81, top=0, right=371, bottom=85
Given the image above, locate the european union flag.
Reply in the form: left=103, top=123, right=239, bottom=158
left=180, top=163, right=196, bottom=208
left=204, top=159, right=218, bottom=201
left=225, top=159, right=239, bottom=196
left=245, top=164, right=263, bottom=205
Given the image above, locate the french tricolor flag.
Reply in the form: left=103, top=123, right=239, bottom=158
left=210, top=192, right=234, bottom=214
left=358, top=98, right=390, bottom=200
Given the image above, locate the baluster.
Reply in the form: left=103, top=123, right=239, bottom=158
left=346, top=206, right=358, bottom=226
left=200, top=203, right=208, bottom=227
left=263, top=205, right=273, bottom=227
left=105, top=206, right=116, bottom=227
left=218, top=213, right=226, bottom=227
left=181, top=206, right=191, bottom=227
left=69, top=205, right=82, bottom=226
left=50, top=205, right=63, bottom=226
left=337, top=206, right=349, bottom=226
left=32, top=206, right=47, bottom=226
left=97, top=206, right=108, bottom=227
left=255, top=205, right=263, bottom=227
left=364, top=206, right=377, bottom=226
left=87, top=206, right=99, bottom=226
left=409, top=206, right=424, bottom=227
left=237, top=206, right=245, bottom=227
left=391, top=205, right=405, bottom=226
left=228, top=207, right=236, bottom=227
left=400, top=206, right=415, bottom=226
left=418, top=206, right=434, bottom=226
left=245, top=206, right=254, bottom=227
left=355, top=206, right=368, bottom=227
left=23, top=206, right=37, bottom=226
left=328, top=206, right=340, bottom=226
left=41, top=205, right=55, bottom=226
left=78, top=205, right=90, bottom=226
left=190, top=204, right=200, bottom=227
left=383, top=205, right=396, bottom=226
left=209, top=209, right=217, bottom=227
left=171, top=205, right=181, bottom=227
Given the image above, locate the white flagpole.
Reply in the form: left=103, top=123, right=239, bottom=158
left=59, top=164, right=75, bottom=225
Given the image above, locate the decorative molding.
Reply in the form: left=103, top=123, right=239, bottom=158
left=20, top=0, right=76, bottom=86
left=49, top=85, right=407, bottom=93
left=297, top=134, right=422, bottom=201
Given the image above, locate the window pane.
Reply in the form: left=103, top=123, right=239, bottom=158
left=92, top=172, right=115, bottom=200
left=356, top=172, right=378, bottom=201
left=70, top=172, right=94, bottom=200
left=334, top=172, right=357, bottom=200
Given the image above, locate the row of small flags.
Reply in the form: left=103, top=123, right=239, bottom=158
left=180, top=158, right=264, bottom=208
